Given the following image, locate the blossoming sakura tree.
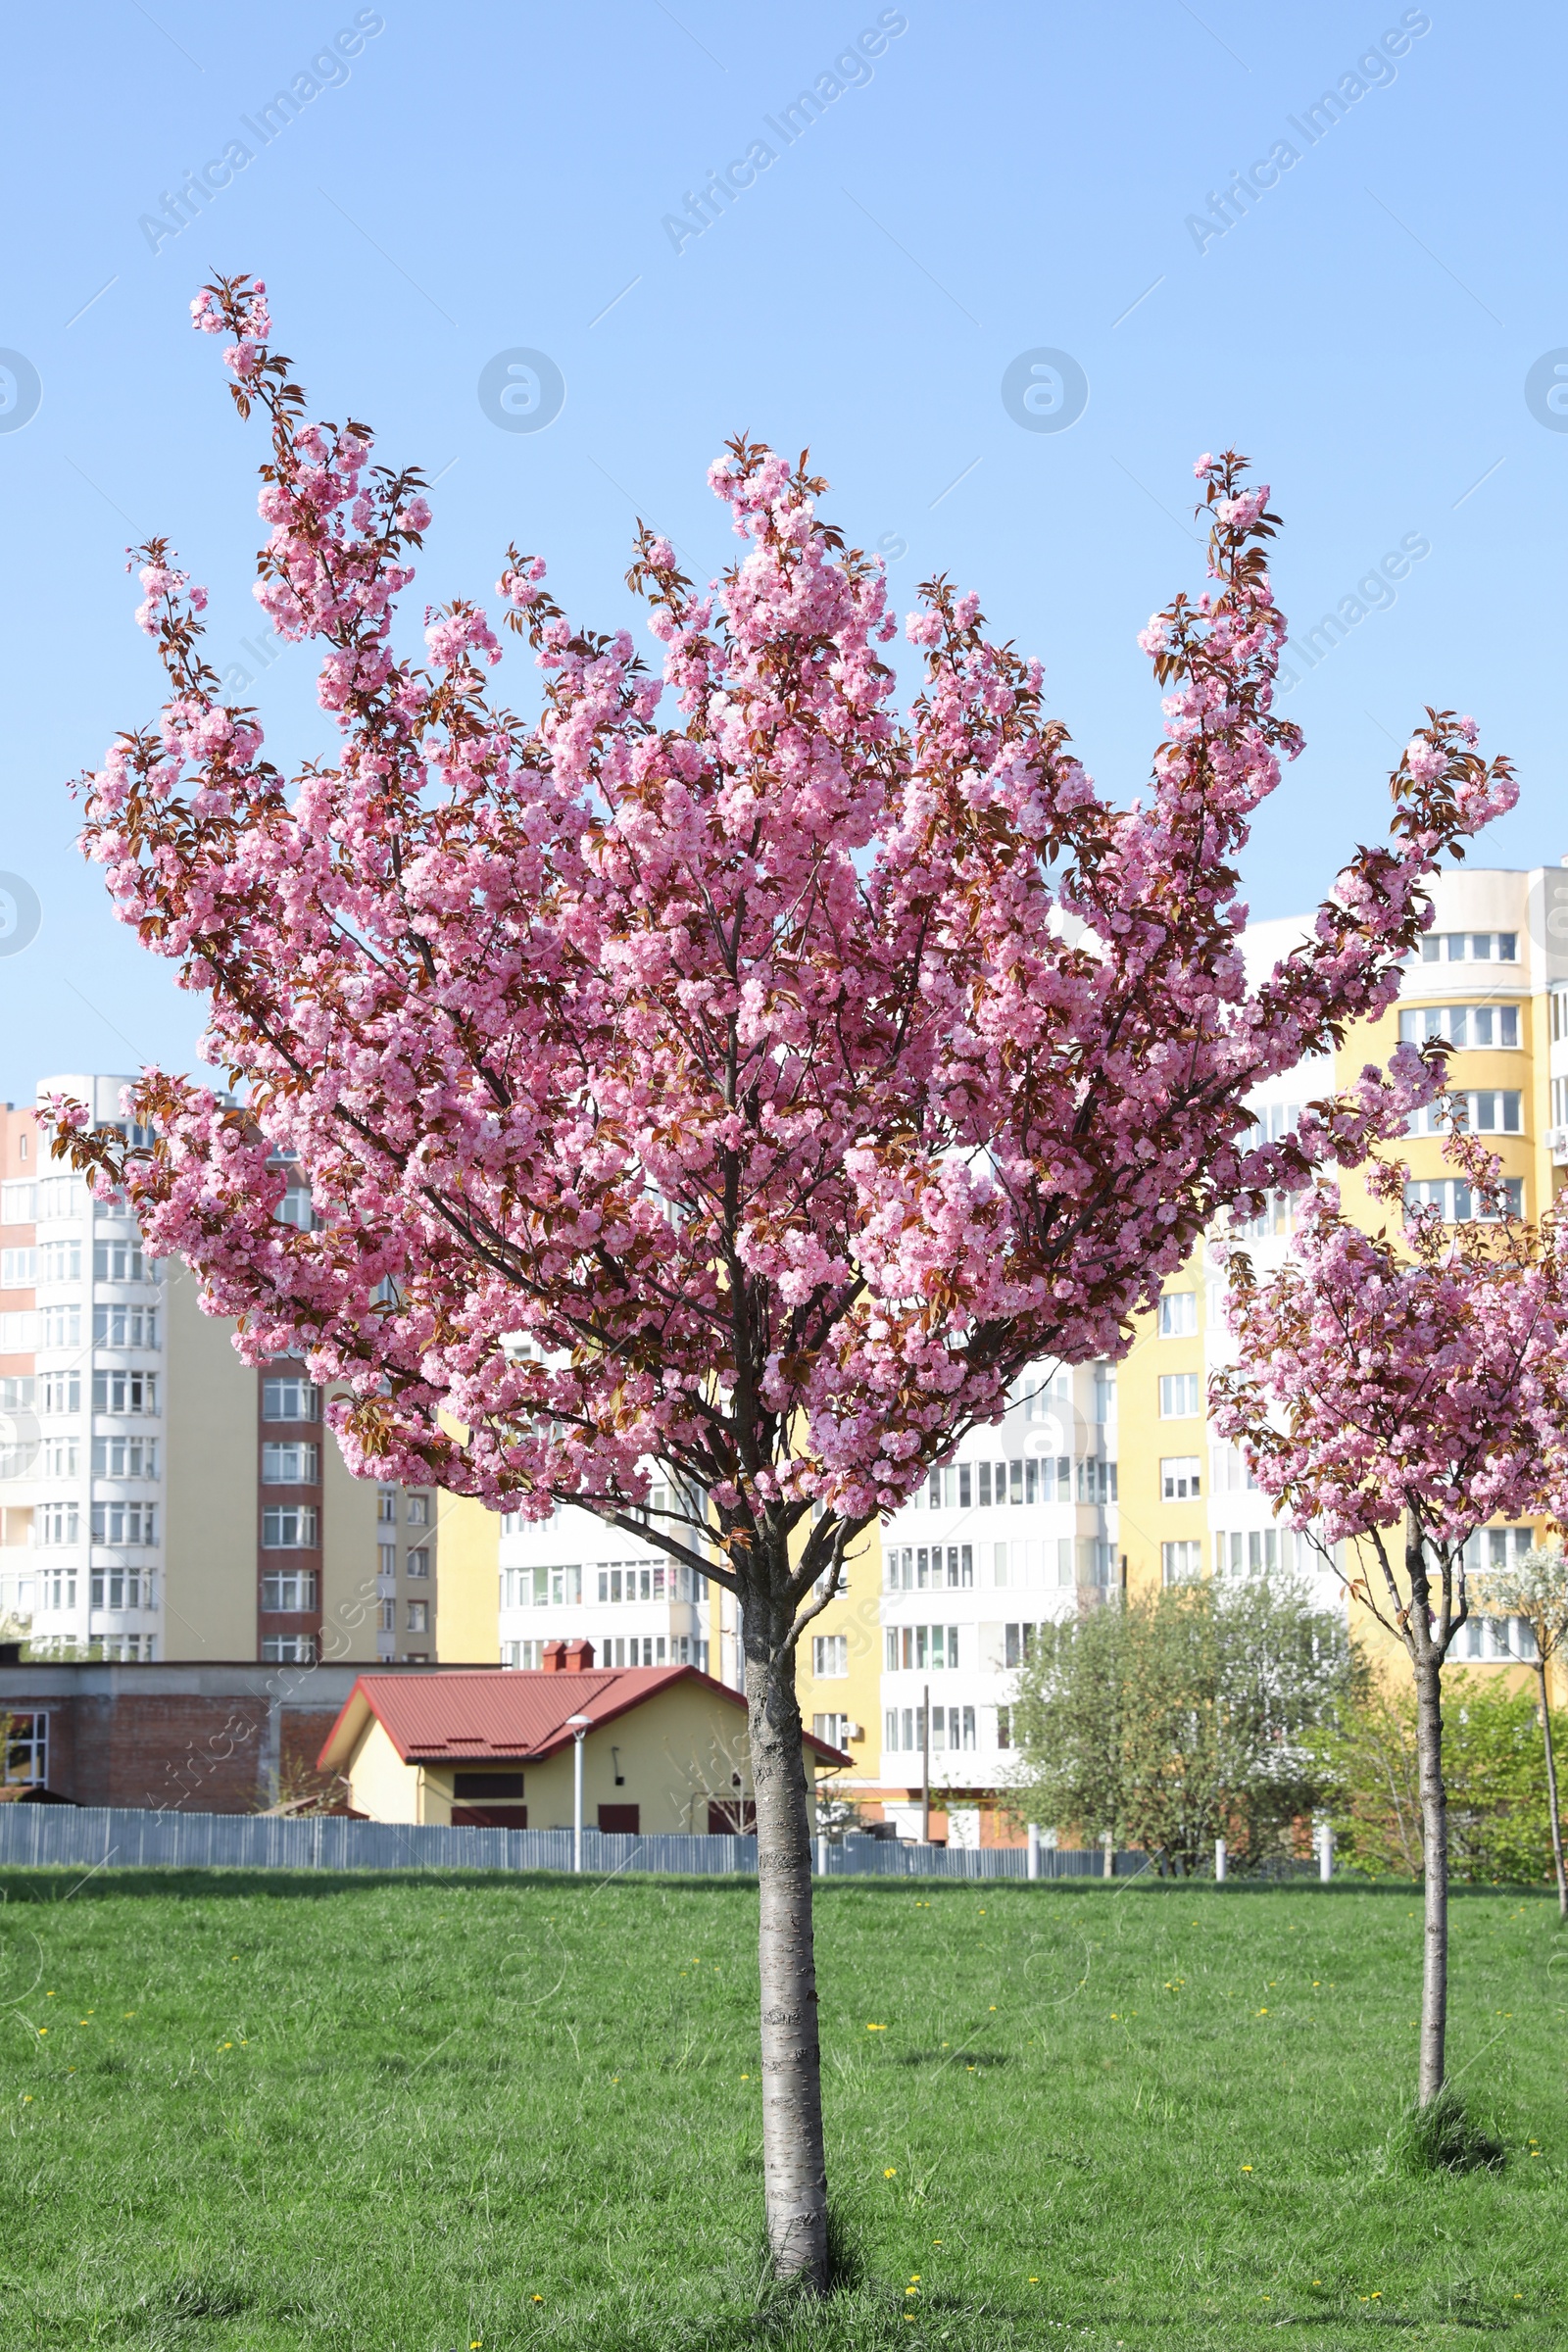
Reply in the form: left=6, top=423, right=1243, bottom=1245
left=48, top=274, right=1515, bottom=2283
left=1214, top=1140, right=1568, bottom=2113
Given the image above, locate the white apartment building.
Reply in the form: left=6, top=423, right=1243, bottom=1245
left=0, top=1075, right=165, bottom=1659
left=868, top=1358, right=1118, bottom=1841
left=498, top=1490, right=725, bottom=1677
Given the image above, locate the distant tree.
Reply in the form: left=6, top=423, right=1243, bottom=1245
left=1010, top=1575, right=1351, bottom=1874
left=1477, top=1544, right=1568, bottom=1916
left=46, top=272, right=1517, bottom=2288
left=1214, top=1133, right=1568, bottom=2112
left=1325, top=1673, right=1567, bottom=1888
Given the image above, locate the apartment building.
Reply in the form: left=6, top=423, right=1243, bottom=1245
left=0, top=1077, right=456, bottom=1668
left=497, top=1491, right=722, bottom=1677
left=449, top=1353, right=1120, bottom=1844
left=1119, top=861, right=1568, bottom=1689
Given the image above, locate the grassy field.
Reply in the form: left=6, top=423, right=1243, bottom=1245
left=0, top=1868, right=1563, bottom=2350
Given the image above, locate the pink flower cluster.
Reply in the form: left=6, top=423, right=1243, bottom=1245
left=1215, top=1135, right=1568, bottom=1602
left=49, top=294, right=1517, bottom=1567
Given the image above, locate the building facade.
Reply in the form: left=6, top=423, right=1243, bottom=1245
left=0, top=1078, right=463, bottom=1670
left=1118, top=861, right=1568, bottom=1681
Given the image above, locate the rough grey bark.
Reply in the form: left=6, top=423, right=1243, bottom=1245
left=742, top=1553, right=828, bottom=2288
left=1537, top=1656, right=1568, bottom=1921
left=1405, top=1522, right=1449, bottom=2109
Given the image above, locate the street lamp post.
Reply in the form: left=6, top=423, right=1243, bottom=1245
left=567, top=1713, right=592, bottom=1872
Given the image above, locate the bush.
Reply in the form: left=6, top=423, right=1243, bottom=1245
left=1328, top=1673, right=1564, bottom=1884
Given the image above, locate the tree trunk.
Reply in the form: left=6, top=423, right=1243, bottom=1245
left=1538, top=1657, right=1567, bottom=1922
left=743, top=1567, right=829, bottom=2291
left=1413, top=1647, right=1448, bottom=2107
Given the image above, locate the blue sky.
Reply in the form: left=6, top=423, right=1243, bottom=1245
left=1, top=1, right=1564, bottom=1101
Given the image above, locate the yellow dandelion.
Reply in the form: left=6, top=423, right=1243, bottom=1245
left=1241, top=2164, right=1253, bottom=2173
left=884, top=2167, right=897, bottom=2178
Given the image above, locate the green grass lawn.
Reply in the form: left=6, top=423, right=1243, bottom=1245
left=0, top=1868, right=1563, bottom=2350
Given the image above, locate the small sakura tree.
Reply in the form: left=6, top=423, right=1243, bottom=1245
left=1214, top=1138, right=1568, bottom=2114
left=48, top=275, right=1515, bottom=2285
left=1481, top=1544, right=1568, bottom=1916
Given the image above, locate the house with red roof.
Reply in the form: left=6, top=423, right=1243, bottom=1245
left=317, top=1638, right=850, bottom=1833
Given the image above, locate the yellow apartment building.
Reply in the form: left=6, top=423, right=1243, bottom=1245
left=1119, top=861, right=1568, bottom=1700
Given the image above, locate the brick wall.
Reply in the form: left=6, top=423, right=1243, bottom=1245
left=1, top=1662, right=487, bottom=1814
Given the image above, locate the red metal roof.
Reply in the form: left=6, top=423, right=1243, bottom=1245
left=318, top=1666, right=851, bottom=1774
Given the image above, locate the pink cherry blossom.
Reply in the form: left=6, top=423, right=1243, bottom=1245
left=44, top=273, right=1521, bottom=2288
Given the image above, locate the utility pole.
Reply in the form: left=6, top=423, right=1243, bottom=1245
left=921, top=1681, right=931, bottom=1844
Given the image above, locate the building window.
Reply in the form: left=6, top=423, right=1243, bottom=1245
left=42, top=1440, right=78, bottom=1478
left=1160, top=1455, right=1201, bottom=1500
left=1215, top=1527, right=1297, bottom=1578
left=90, top=1569, right=154, bottom=1610
left=812, top=1634, right=848, bottom=1679
left=92, top=1370, right=158, bottom=1415
left=510, top=1563, right=587, bottom=1608
left=41, top=1306, right=81, bottom=1348
left=98, top=1633, right=154, bottom=1661
left=262, top=1443, right=320, bottom=1484
left=1208, top=1442, right=1257, bottom=1494
left=812, top=1712, right=853, bottom=1748
left=93, top=1239, right=147, bottom=1281
left=90, top=1502, right=157, bottom=1545
left=38, top=1502, right=79, bottom=1546
left=1454, top=1613, right=1540, bottom=1662
left=378, top=1543, right=397, bottom=1586
left=1162, top=1540, right=1201, bottom=1583
left=92, top=1305, right=158, bottom=1348
left=1405, top=1177, right=1523, bottom=1223
left=41, top=1240, right=84, bottom=1281
left=92, top=1438, right=157, bottom=1478
left=1398, top=1003, right=1519, bottom=1049
left=883, top=1625, right=959, bottom=1672
left=262, top=1571, right=318, bottom=1611
left=1408, top=1091, right=1522, bottom=1138
left=262, top=1377, right=319, bottom=1422
left=1158, top=1291, right=1198, bottom=1336
left=407, top=1546, right=430, bottom=1579
left=377, top=1488, right=398, bottom=1523
left=406, top=1493, right=430, bottom=1526
left=1075, top=1458, right=1118, bottom=1505
left=2, top=1711, right=46, bottom=1786
left=1158, top=1373, right=1201, bottom=1418
left=0, top=1248, right=35, bottom=1285
left=378, top=1599, right=396, bottom=1632
left=1419, top=931, right=1517, bottom=962
left=928, top=1705, right=976, bottom=1753
left=41, top=1373, right=80, bottom=1415
left=1460, top=1525, right=1536, bottom=1574
left=1003, top=1623, right=1037, bottom=1669
left=262, top=1505, right=318, bottom=1548
left=262, top=1635, right=316, bottom=1663
left=406, top=1600, right=428, bottom=1634
left=1080, top=1539, right=1115, bottom=1587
